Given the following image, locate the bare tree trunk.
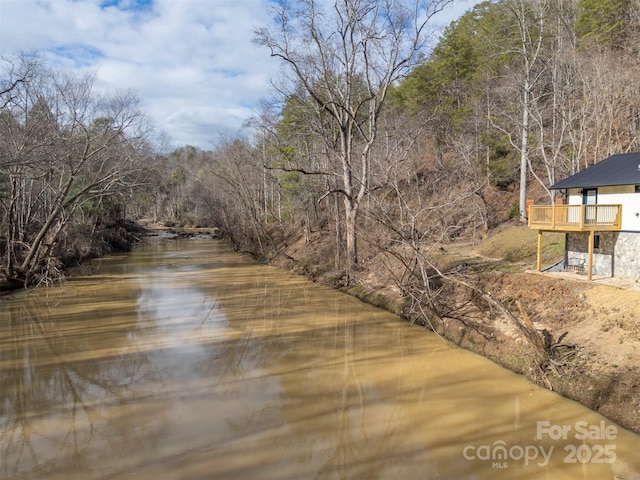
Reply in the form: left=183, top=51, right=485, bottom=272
left=333, top=185, right=341, bottom=269
left=519, top=81, right=530, bottom=223
left=502, top=0, right=548, bottom=223
left=344, top=199, right=359, bottom=274
left=17, top=173, right=74, bottom=277
left=5, top=175, right=19, bottom=278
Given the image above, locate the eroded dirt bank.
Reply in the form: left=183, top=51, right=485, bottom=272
left=443, top=272, right=640, bottom=434
left=269, top=236, right=640, bottom=434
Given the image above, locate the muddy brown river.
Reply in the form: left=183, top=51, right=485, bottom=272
left=1, top=238, right=639, bottom=479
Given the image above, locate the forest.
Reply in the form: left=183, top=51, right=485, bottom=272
left=1, top=0, right=640, bottom=296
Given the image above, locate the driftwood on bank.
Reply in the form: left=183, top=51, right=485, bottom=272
left=482, top=293, right=579, bottom=389
left=483, top=294, right=548, bottom=361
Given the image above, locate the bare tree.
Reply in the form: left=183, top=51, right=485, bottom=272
left=487, top=0, right=549, bottom=221
left=0, top=58, right=151, bottom=287
left=527, top=0, right=576, bottom=200
left=2, top=55, right=46, bottom=113
left=255, top=0, right=453, bottom=278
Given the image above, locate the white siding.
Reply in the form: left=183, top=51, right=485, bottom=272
left=565, top=185, right=640, bottom=231
left=566, top=188, right=582, bottom=205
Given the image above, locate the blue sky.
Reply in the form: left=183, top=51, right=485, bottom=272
left=0, top=0, right=480, bottom=150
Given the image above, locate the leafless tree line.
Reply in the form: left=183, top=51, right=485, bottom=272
left=0, top=54, right=153, bottom=288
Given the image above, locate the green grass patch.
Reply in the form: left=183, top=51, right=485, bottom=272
left=476, top=225, right=565, bottom=265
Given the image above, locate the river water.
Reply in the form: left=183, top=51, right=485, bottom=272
left=1, top=238, right=639, bottom=479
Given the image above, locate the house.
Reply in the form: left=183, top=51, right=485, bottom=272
left=529, top=152, right=640, bottom=281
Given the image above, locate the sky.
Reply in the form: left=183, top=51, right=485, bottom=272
left=0, top=0, right=480, bottom=150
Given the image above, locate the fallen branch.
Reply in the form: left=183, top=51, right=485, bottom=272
left=483, top=294, right=549, bottom=364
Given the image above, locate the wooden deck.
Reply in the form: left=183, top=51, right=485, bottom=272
left=528, top=204, right=622, bottom=232
left=529, top=204, right=622, bottom=280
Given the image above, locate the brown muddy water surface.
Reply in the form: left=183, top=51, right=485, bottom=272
left=1, top=238, right=639, bottom=479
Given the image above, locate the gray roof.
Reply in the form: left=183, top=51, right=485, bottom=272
left=551, top=152, right=640, bottom=189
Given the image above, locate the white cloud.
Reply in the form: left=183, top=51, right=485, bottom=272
left=432, top=0, right=483, bottom=29
left=0, top=0, right=480, bottom=150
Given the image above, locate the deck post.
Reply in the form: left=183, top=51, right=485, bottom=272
left=536, top=230, right=543, bottom=271
left=587, top=230, right=595, bottom=281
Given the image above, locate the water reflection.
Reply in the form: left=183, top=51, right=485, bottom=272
left=1, top=238, right=639, bottom=479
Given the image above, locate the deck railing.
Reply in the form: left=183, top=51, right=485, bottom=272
left=528, top=204, right=622, bottom=231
